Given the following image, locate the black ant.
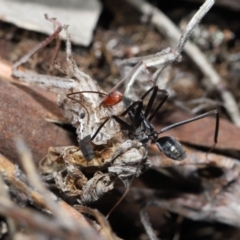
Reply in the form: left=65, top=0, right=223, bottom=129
left=106, top=84, right=218, bottom=218
left=65, top=0, right=219, bottom=161
left=76, top=84, right=219, bottom=162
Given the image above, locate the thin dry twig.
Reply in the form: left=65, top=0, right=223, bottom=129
left=119, top=0, right=213, bottom=95
left=125, top=0, right=240, bottom=127
left=0, top=175, right=16, bottom=238
left=74, top=205, right=118, bottom=240
left=0, top=196, right=73, bottom=238
left=0, top=152, right=102, bottom=240
left=15, top=138, right=77, bottom=230
left=12, top=14, right=63, bottom=70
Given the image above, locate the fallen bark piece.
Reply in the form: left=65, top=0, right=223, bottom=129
left=154, top=110, right=240, bottom=151
left=0, top=78, right=76, bottom=163
left=0, top=0, right=102, bottom=46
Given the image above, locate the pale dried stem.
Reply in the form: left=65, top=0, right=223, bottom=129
left=75, top=205, right=117, bottom=240
left=0, top=153, right=100, bottom=239
left=125, top=0, right=240, bottom=126
left=12, top=23, right=63, bottom=70
left=122, top=0, right=213, bottom=95
left=140, top=202, right=159, bottom=240
left=0, top=196, right=74, bottom=238
left=15, top=138, right=78, bottom=231
left=0, top=175, right=16, bottom=238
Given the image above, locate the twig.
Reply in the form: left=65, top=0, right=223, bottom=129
left=15, top=138, right=103, bottom=240
left=15, top=138, right=77, bottom=230
left=0, top=153, right=101, bottom=240
left=121, top=0, right=213, bottom=95
left=140, top=201, right=159, bottom=240
left=12, top=17, right=63, bottom=70
left=0, top=196, right=73, bottom=238
left=125, top=0, right=240, bottom=126
left=75, top=205, right=117, bottom=240
left=0, top=175, right=16, bottom=238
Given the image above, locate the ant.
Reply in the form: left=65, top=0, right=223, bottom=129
left=68, top=0, right=218, bottom=160
left=76, top=82, right=219, bottom=217
left=78, top=84, right=219, bottom=162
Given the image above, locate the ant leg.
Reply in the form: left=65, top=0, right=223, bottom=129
left=77, top=118, right=110, bottom=161
left=78, top=98, right=150, bottom=161
left=131, top=85, right=168, bottom=122
left=119, top=100, right=143, bottom=117
left=158, top=109, right=219, bottom=144
left=148, top=89, right=169, bottom=122
left=141, top=86, right=158, bottom=118
left=119, top=100, right=145, bottom=127
left=139, top=86, right=169, bottom=121
left=78, top=115, right=134, bottom=161
left=111, top=115, right=134, bottom=131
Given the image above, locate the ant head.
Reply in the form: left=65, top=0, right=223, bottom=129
left=155, top=136, right=186, bottom=161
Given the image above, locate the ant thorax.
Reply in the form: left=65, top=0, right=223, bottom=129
left=128, top=118, right=153, bottom=144
left=122, top=96, right=154, bottom=144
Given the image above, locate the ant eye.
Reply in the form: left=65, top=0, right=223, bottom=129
left=155, top=136, right=186, bottom=161
left=153, top=132, right=158, bottom=139
left=80, top=111, right=85, bottom=119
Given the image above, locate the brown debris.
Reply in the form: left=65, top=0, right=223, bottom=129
left=40, top=140, right=148, bottom=202
left=0, top=152, right=110, bottom=239
left=1, top=0, right=240, bottom=239
left=150, top=144, right=240, bottom=170
left=0, top=77, right=75, bottom=164
left=154, top=110, right=240, bottom=151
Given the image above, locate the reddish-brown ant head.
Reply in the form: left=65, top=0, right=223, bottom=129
left=100, top=91, right=123, bottom=107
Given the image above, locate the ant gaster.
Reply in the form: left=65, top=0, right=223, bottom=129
left=78, top=85, right=219, bottom=161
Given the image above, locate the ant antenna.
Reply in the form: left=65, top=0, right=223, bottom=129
left=66, top=92, right=91, bottom=124
left=66, top=89, right=123, bottom=124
